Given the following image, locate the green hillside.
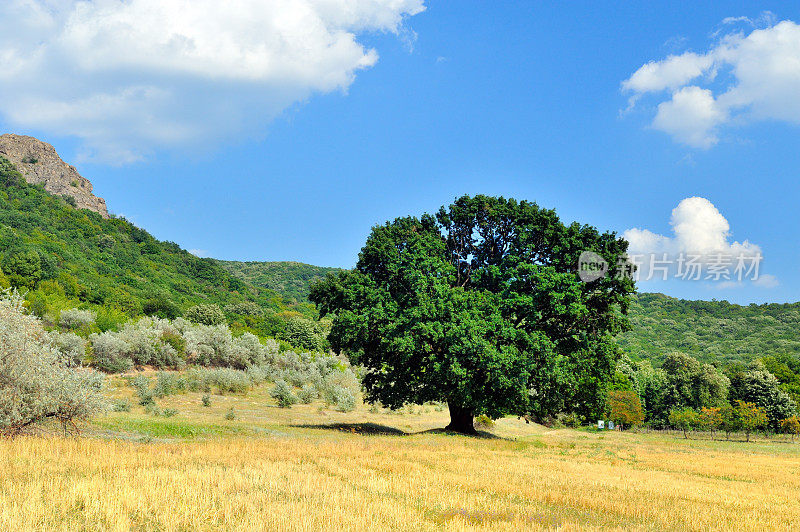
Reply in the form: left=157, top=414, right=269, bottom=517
left=0, top=156, right=300, bottom=325
left=218, top=260, right=342, bottom=303
left=621, top=292, right=800, bottom=365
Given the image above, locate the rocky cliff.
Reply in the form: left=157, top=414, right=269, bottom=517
left=0, top=134, right=108, bottom=217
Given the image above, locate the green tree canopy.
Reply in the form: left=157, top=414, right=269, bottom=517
left=311, top=195, right=635, bottom=433
left=661, top=352, right=730, bottom=410
left=728, top=361, right=797, bottom=431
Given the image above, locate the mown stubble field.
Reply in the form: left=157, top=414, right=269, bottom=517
left=1, top=382, right=799, bottom=531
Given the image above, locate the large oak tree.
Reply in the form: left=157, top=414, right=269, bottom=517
left=310, top=195, right=635, bottom=433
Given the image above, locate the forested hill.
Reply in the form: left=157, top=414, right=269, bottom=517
left=218, top=260, right=343, bottom=302
left=620, top=293, right=800, bottom=365
left=0, top=155, right=304, bottom=322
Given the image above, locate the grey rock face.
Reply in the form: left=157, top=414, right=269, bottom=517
left=0, top=134, right=109, bottom=218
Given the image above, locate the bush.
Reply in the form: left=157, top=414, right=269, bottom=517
left=152, top=372, right=185, bottom=397
left=297, top=384, right=317, bottom=404
left=201, top=394, right=211, bottom=407
left=200, top=368, right=252, bottom=395
left=332, top=386, right=356, bottom=412
left=185, top=304, right=226, bottom=326
left=225, top=407, right=236, bottom=420
left=162, top=408, right=178, bottom=418
left=48, top=331, right=86, bottom=366
left=91, top=331, right=133, bottom=373
left=111, top=399, right=131, bottom=412
left=270, top=380, right=298, bottom=408
left=131, top=375, right=154, bottom=406
left=0, top=290, right=106, bottom=436
left=59, top=308, right=96, bottom=330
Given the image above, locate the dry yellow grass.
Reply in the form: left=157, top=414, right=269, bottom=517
left=1, top=385, right=800, bottom=531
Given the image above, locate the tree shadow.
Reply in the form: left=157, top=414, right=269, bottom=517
left=293, top=422, right=503, bottom=439
left=419, top=427, right=503, bottom=440
left=293, top=422, right=409, bottom=436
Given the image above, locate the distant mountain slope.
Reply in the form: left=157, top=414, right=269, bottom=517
left=621, top=293, right=800, bottom=366
left=0, top=155, right=300, bottom=318
left=218, top=260, right=343, bottom=302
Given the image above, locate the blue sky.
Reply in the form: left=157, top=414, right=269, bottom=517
left=1, top=1, right=799, bottom=304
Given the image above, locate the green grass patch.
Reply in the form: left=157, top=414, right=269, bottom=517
left=94, top=415, right=249, bottom=439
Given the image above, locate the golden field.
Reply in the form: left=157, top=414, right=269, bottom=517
left=1, top=382, right=800, bottom=531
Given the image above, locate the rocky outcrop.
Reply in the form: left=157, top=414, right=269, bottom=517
left=0, top=134, right=108, bottom=217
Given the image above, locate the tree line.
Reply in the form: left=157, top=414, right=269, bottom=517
left=606, top=351, right=800, bottom=440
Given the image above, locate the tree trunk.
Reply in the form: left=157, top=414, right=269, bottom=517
left=446, top=402, right=476, bottom=435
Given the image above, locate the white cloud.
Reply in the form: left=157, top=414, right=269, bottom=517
left=0, top=0, right=425, bottom=162
left=625, top=197, right=760, bottom=258
left=652, top=86, right=726, bottom=148
left=623, top=17, right=800, bottom=148
left=188, top=249, right=210, bottom=258
left=754, top=274, right=779, bottom=288
left=622, top=52, right=714, bottom=94
left=623, top=197, right=770, bottom=285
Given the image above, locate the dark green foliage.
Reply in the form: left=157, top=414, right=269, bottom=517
left=311, top=195, right=635, bottom=433
left=728, top=361, right=797, bottom=431
left=762, top=354, right=800, bottom=405
left=660, top=353, right=730, bottom=411
left=619, top=352, right=729, bottom=426
left=622, top=293, right=800, bottom=365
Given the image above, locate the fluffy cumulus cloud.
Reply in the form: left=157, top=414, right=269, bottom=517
left=623, top=197, right=773, bottom=287
left=0, top=0, right=425, bottom=162
left=622, top=16, right=800, bottom=148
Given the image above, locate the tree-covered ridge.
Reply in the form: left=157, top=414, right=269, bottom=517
left=621, top=293, right=800, bottom=365
left=0, top=156, right=301, bottom=322
left=218, top=260, right=342, bottom=304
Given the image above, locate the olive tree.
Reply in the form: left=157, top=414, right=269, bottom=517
left=0, top=290, right=106, bottom=436
left=311, top=195, right=635, bottom=433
